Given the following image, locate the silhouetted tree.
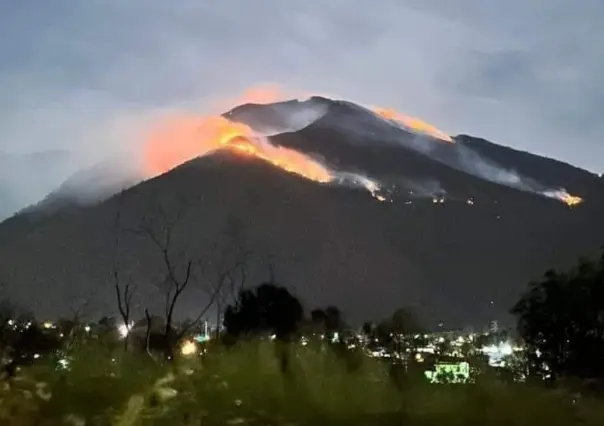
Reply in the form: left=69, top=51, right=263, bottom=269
left=375, top=307, right=422, bottom=352
left=200, top=216, right=251, bottom=338
left=128, top=202, right=224, bottom=357
left=125, top=202, right=251, bottom=358
left=310, top=308, right=327, bottom=325
left=309, top=305, right=345, bottom=342
left=361, top=321, right=374, bottom=337
left=512, top=250, right=604, bottom=381
left=0, top=298, right=16, bottom=347
left=224, top=282, right=304, bottom=341
left=2, top=321, right=61, bottom=378
left=112, top=211, right=137, bottom=351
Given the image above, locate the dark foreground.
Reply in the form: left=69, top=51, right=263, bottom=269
left=1, top=341, right=603, bottom=426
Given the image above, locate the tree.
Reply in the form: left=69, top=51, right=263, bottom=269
left=512, top=251, right=604, bottom=381
left=128, top=202, right=224, bottom=357
left=0, top=298, right=15, bottom=343
left=376, top=308, right=421, bottom=348
left=223, top=282, right=304, bottom=341
left=112, top=211, right=137, bottom=350
left=6, top=323, right=61, bottom=376
left=126, top=200, right=251, bottom=357
left=309, top=305, right=345, bottom=341
left=59, top=298, right=92, bottom=353
left=199, top=216, right=251, bottom=338
left=361, top=321, right=374, bottom=338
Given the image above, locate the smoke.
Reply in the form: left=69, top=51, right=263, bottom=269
left=0, top=85, right=318, bottom=220
left=454, top=144, right=534, bottom=192
left=450, top=144, right=582, bottom=204
left=334, top=171, right=385, bottom=199
left=355, top=113, right=583, bottom=206
left=331, top=104, right=583, bottom=205
left=399, top=178, right=447, bottom=199
left=0, top=82, right=583, bottom=221
left=226, top=98, right=330, bottom=137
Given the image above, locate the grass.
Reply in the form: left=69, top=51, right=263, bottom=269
left=1, top=340, right=603, bottom=425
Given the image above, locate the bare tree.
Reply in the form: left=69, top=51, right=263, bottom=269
left=112, top=211, right=137, bottom=350
left=199, top=216, right=252, bottom=338
left=143, top=308, right=156, bottom=361
left=127, top=201, right=228, bottom=356
left=0, top=294, right=16, bottom=364
left=207, top=251, right=250, bottom=338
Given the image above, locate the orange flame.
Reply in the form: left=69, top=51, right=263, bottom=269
left=561, top=193, right=583, bottom=207
left=372, top=107, right=453, bottom=143
left=542, top=189, right=583, bottom=207
left=141, top=85, right=455, bottom=201
left=143, top=114, right=332, bottom=183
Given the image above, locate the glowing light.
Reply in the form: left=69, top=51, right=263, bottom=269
left=372, top=107, right=453, bottom=143
left=180, top=340, right=197, bottom=356
left=542, top=189, right=583, bottom=207
left=561, top=194, right=583, bottom=207
left=118, top=323, right=132, bottom=338
left=144, top=115, right=332, bottom=184
left=43, top=321, right=54, bottom=329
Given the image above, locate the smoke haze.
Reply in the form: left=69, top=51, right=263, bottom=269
left=2, top=1, right=601, bottom=217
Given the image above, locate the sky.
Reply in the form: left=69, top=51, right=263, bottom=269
left=1, top=0, right=603, bottom=185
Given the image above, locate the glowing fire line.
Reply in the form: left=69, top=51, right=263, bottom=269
left=372, top=107, right=453, bottom=143
left=144, top=115, right=332, bottom=184
left=142, top=85, right=581, bottom=207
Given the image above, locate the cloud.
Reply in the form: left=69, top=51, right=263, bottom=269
left=0, top=0, right=602, bottom=214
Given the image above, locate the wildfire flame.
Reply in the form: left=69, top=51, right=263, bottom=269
left=142, top=85, right=581, bottom=208
left=542, top=189, right=583, bottom=207
left=559, top=193, right=583, bottom=207
left=558, top=191, right=583, bottom=207
left=144, top=115, right=332, bottom=183
left=372, top=107, right=453, bottom=143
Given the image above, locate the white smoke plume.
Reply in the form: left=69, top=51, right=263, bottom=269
left=335, top=171, right=383, bottom=196
left=370, top=117, right=583, bottom=206
left=234, top=100, right=330, bottom=137
left=450, top=144, right=582, bottom=204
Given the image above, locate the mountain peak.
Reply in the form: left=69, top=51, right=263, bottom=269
left=0, top=96, right=603, bottom=326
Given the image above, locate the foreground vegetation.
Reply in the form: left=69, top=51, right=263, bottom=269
left=1, top=340, right=603, bottom=426
left=1, top=238, right=603, bottom=424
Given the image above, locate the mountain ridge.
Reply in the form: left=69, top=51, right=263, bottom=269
left=1, top=97, right=602, bottom=328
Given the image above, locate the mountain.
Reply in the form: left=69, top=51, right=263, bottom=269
left=0, top=150, right=77, bottom=221
left=0, top=97, right=603, bottom=328
left=22, top=156, right=143, bottom=215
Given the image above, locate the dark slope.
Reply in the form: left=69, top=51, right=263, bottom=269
left=0, top=149, right=602, bottom=328
left=233, top=98, right=601, bottom=205
left=0, top=153, right=424, bottom=324
left=1, top=97, right=603, bottom=328
left=455, top=135, right=604, bottom=199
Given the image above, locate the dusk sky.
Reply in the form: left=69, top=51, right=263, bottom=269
left=1, top=0, right=603, bottom=173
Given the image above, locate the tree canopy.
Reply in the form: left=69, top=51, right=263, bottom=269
left=223, top=282, right=304, bottom=341
left=512, top=250, right=604, bottom=380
